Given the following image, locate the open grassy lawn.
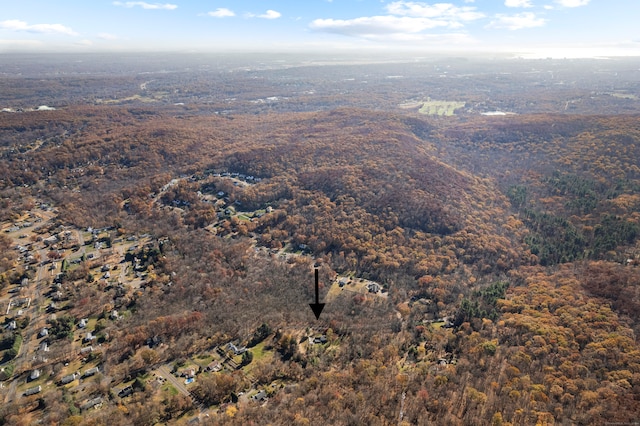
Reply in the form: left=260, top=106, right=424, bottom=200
left=249, top=340, right=272, bottom=363
left=62, top=359, right=83, bottom=378
left=192, top=354, right=214, bottom=368
left=87, top=318, right=98, bottom=330
left=243, top=341, right=274, bottom=373
left=326, top=276, right=385, bottom=302
left=325, top=280, right=345, bottom=302
left=419, top=100, right=465, bottom=116
left=162, top=383, right=179, bottom=396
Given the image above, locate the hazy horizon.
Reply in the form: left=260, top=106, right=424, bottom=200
left=1, top=0, right=639, bottom=59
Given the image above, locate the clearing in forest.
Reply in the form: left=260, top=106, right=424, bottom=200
left=418, top=100, right=465, bottom=116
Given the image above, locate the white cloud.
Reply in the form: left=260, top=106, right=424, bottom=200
left=505, top=0, right=533, bottom=7
left=554, top=0, right=589, bottom=7
left=385, top=1, right=485, bottom=22
left=488, top=12, right=546, bottom=30
left=311, top=17, right=476, bottom=43
left=311, top=15, right=466, bottom=36
left=113, top=2, right=177, bottom=10
left=208, top=8, right=235, bottom=18
left=310, top=2, right=485, bottom=41
left=258, top=10, right=282, bottom=19
left=98, top=32, right=118, bottom=40
left=311, top=16, right=449, bottom=36
left=0, top=19, right=78, bottom=36
left=246, top=10, right=281, bottom=19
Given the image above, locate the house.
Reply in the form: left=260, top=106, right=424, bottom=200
left=251, top=390, right=267, bottom=402
left=29, top=369, right=41, bottom=381
left=180, top=368, right=196, bottom=378
left=78, top=318, right=88, bottom=328
left=21, top=278, right=28, bottom=287
left=81, top=397, right=104, bottom=411
left=84, top=332, right=96, bottom=343
left=7, top=321, right=17, bottom=331
left=14, top=297, right=30, bottom=308
left=80, top=346, right=94, bottom=355
left=118, top=386, right=134, bottom=398
left=110, top=310, right=119, bottom=320
left=338, top=277, right=349, bottom=287
left=60, top=373, right=77, bottom=385
left=309, top=335, right=328, bottom=345
left=226, top=342, right=247, bottom=355
left=39, top=342, right=49, bottom=352
left=206, top=362, right=222, bottom=372
left=83, top=367, right=99, bottom=377
left=43, top=235, right=58, bottom=246
left=367, top=282, right=381, bottom=293
left=440, top=317, right=455, bottom=328
left=24, top=386, right=42, bottom=396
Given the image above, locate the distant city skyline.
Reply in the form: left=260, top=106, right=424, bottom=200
left=1, top=0, right=638, bottom=58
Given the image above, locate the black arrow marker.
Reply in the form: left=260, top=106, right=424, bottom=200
left=309, top=268, right=325, bottom=320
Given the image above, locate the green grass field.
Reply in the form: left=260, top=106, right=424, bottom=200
left=418, top=100, right=465, bottom=116
left=249, top=340, right=272, bottom=363
left=609, top=92, right=638, bottom=100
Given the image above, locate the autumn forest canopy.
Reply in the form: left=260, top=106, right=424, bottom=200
left=1, top=53, right=639, bottom=425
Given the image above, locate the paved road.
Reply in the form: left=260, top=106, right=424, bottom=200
left=155, top=365, right=191, bottom=397
left=154, top=364, right=210, bottom=418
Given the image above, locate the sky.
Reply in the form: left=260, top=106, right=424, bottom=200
left=0, top=0, right=639, bottom=57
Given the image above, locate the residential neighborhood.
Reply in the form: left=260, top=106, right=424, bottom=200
left=0, top=190, right=408, bottom=423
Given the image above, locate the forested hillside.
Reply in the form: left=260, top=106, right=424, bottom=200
left=1, top=57, right=640, bottom=425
